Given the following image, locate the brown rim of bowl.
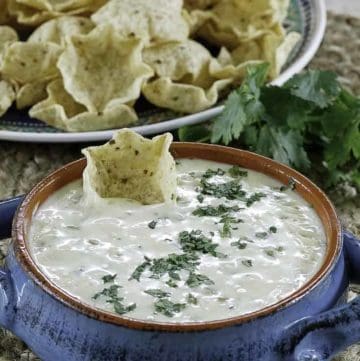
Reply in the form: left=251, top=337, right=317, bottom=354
left=13, top=143, right=341, bottom=332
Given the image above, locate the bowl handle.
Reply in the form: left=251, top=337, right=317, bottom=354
left=0, top=196, right=23, bottom=328
left=0, top=196, right=24, bottom=240
left=277, top=230, right=360, bottom=361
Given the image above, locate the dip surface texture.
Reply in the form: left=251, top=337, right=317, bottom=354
left=29, top=159, right=326, bottom=322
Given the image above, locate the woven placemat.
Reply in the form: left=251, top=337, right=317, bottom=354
left=0, top=12, right=360, bottom=361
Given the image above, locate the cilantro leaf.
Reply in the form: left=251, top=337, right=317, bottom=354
left=154, top=299, right=186, bottom=317
left=284, top=70, right=341, bottom=108
left=178, top=124, right=211, bottom=143
left=178, top=65, right=360, bottom=191
left=211, top=63, right=268, bottom=144
left=256, top=126, right=310, bottom=170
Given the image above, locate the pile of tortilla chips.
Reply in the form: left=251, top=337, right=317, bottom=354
left=0, top=0, right=300, bottom=132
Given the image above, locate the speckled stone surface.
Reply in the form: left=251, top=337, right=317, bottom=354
left=0, top=12, right=359, bottom=361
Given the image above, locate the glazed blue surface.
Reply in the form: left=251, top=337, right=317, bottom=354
left=0, top=198, right=360, bottom=361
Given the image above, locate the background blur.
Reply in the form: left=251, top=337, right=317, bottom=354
left=328, top=0, right=360, bottom=15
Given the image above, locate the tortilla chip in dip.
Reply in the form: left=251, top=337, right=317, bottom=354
left=82, top=130, right=177, bottom=205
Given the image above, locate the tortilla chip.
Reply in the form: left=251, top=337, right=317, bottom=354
left=209, top=56, right=261, bottom=81
left=8, top=0, right=106, bottom=25
left=143, top=40, right=213, bottom=87
left=274, top=31, right=301, bottom=77
left=91, top=0, right=189, bottom=45
left=229, top=31, right=300, bottom=79
left=1, top=42, right=61, bottom=84
left=29, top=79, right=138, bottom=131
left=28, top=16, right=94, bottom=46
left=183, top=9, right=212, bottom=36
left=16, top=81, right=48, bottom=109
left=16, top=0, right=92, bottom=12
left=57, top=26, right=153, bottom=113
left=0, top=25, right=18, bottom=67
left=82, top=130, right=177, bottom=205
left=142, top=77, right=232, bottom=113
left=0, top=79, right=15, bottom=116
left=195, top=0, right=290, bottom=49
left=8, top=1, right=57, bottom=25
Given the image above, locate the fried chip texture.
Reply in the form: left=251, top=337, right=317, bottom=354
left=28, top=16, right=94, bottom=46
left=29, top=79, right=138, bottom=131
left=92, top=0, right=189, bottom=45
left=16, top=81, right=48, bottom=109
left=230, top=30, right=300, bottom=78
left=1, top=42, right=61, bottom=84
left=143, top=40, right=213, bottom=86
left=0, top=79, right=16, bottom=116
left=57, top=26, right=153, bottom=113
left=142, top=77, right=232, bottom=113
left=82, top=130, right=177, bottom=204
left=8, top=0, right=106, bottom=25
left=0, top=26, right=18, bottom=60
left=195, top=0, right=290, bottom=49
left=16, top=0, right=93, bottom=12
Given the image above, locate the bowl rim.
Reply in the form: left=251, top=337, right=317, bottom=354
left=13, top=142, right=342, bottom=332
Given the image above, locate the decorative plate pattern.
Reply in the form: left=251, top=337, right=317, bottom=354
left=0, top=0, right=326, bottom=143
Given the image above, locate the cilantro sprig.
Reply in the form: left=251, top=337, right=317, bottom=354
left=179, top=64, right=360, bottom=189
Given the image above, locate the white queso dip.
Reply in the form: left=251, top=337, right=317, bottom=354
left=29, top=159, right=326, bottom=322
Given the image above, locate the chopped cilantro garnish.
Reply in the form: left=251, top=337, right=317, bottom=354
left=93, top=285, right=122, bottom=300
left=102, top=274, right=117, bottom=284
left=202, top=168, right=226, bottom=179
left=186, top=272, right=214, bottom=288
left=149, top=253, right=200, bottom=278
left=154, top=299, right=186, bottom=317
left=231, top=240, right=248, bottom=249
left=219, top=215, right=243, bottom=238
left=197, top=194, right=204, bottom=203
left=166, top=279, right=178, bottom=288
left=269, top=226, right=277, bottom=233
left=178, top=230, right=220, bottom=257
left=148, top=220, right=158, bottom=229
left=93, top=284, right=135, bottom=315
left=187, top=293, right=198, bottom=305
left=129, top=257, right=151, bottom=281
left=169, top=271, right=181, bottom=280
left=228, top=166, right=248, bottom=178
left=192, top=204, right=241, bottom=217
left=144, top=289, right=170, bottom=298
left=255, top=232, right=268, bottom=239
left=246, top=192, right=266, bottom=207
left=108, top=300, right=136, bottom=315
left=242, top=259, right=253, bottom=267
left=200, top=179, right=247, bottom=200
left=280, top=178, right=297, bottom=192
left=264, top=249, right=276, bottom=258
left=264, top=246, right=284, bottom=258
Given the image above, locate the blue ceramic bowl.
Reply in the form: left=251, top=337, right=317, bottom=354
left=0, top=143, right=359, bottom=361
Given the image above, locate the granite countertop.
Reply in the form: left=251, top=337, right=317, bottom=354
left=0, top=11, right=359, bottom=361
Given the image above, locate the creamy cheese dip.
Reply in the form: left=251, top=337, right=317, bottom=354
left=29, top=159, right=326, bottom=322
